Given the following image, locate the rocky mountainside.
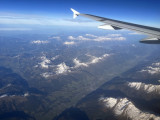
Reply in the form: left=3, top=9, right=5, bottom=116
left=0, top=66, right=43, bottom=120
left=55, top=52, right=160, bottom=120
left=0, top=31, right=160, bottom=120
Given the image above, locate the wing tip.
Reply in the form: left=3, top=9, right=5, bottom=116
left=70, top=8, right=80, bottom=19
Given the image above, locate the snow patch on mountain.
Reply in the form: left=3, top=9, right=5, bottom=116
left=41, top=72, right=53, bottom=78
left=73, top=58, right=88, bottom=68
left=101, top=97, right=117, bottom=108
left=73, top=54, right=110, bottom=68
left=56, top=54, right=110, bottom=75
left=99, top=97, right=160, bottom=120
left=128, top=82, right=160, bottom=94
left=39, top=54, right=110, bottom=76
left=24, top=92, right=29, bottom=97
left=87, top=54, right=110, bottom=64
left=0, top=92, right=30, bottom=99
left=39, top=56, right=50, bottom=69
left=140, top=62, right=160, bottom=75
left=0, top=94, right=8, bottom=98
left=51, top=55, right=59, bottom=61
left=56, top=62, right=71, bottom=74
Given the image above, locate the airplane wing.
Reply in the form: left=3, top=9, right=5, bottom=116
left=71, top=8, right=160, bottom=44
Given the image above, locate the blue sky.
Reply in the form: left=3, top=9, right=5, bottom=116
left=0, top=0, right=160, bottom=27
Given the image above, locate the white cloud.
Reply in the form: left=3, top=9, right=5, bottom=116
left=99, top=97, right=160, bottom=120
left=128, top=32, right=142, bottom=35
left=0, top=17, right=42, bottom=25
left=114, top=37, right=126, bottom=41
left=0, top=28, right=32, bottom=31
left=0, top=13, right=99, bottom=26
left=67, top=34, right=126, bottom=42
left=131, top=44, right=136, bottom=47
left=68, top=35, right=91, bottom=41
left=64, top=19, right=94, bottom=23
left=108, top=34, right=122, bottom=37
left=49, top=36, right=61, bottom=40
left=68, top=36, right=76, bottom=40
left=85, top=34, right=98, bottom=38
left=31, top=40, right=49, bottom=44
left=64, top=41, right=75, bottom=45
left=78, top=36, right=91, bottom=40
left=68, top=35, right=90, bottom=41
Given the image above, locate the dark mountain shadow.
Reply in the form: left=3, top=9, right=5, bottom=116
left=0, top=66, right=44, bottom=96
left=0, top=111, right=36, bottom=120
left=53, top=107, right=90, bottom=120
